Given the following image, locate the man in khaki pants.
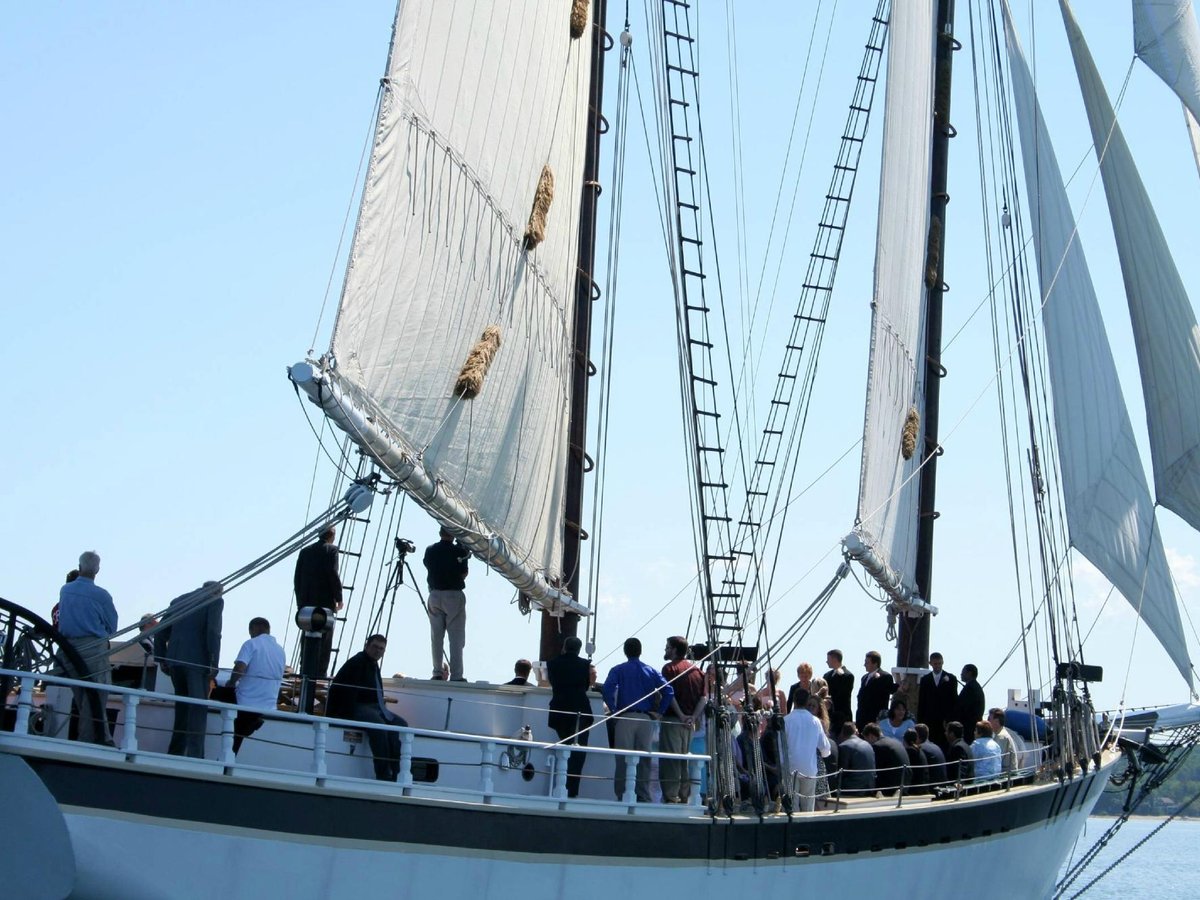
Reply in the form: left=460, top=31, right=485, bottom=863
left=423, top=527, right=469, bottom=681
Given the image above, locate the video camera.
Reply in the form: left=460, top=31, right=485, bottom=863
left=395, top=537, right=416, bottom=555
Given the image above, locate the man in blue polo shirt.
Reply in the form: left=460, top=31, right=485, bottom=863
left=57, top=550, right=118, bottom=745
left=602, top=637, right=679, bottom=802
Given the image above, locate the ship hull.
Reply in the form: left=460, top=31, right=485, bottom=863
left=10, top=747, right=1111, bottom=900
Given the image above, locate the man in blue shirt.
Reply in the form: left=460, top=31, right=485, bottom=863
left=57, top=551, right=118, bottom=745
left=602, top=637, right=677, bottom=802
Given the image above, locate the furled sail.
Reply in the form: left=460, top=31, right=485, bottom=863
left=1005, top=5, right=1193, bottom=689
left=850, top=0, right=936, bottom=607
left=303, top=1, right=594, bottom=613
left=1133, top=0, right=1200, bottom=122
left=1063, top=0, right=1200, bottom=537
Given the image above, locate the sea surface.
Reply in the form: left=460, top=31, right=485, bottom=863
left=1056, top=817, right=1197, bottom=898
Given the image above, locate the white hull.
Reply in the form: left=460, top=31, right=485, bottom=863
left=60, top=776, right=1104, bottom=900
left=2, top=673, right=1115, bottom=900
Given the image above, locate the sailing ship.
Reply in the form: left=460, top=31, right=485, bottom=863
left=4, top=1, right=1200, bottom=898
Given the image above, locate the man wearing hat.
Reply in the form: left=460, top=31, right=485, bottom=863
left=424, top=526, right=470, bottom=681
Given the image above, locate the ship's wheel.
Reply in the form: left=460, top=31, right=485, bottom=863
left=1, top=597, right=95, bottom=732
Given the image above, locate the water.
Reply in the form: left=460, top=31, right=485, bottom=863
left=1057, top=817, right=1198, bottom=898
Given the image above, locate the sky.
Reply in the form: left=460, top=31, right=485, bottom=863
left=3, top=1, right=1199, bottom=715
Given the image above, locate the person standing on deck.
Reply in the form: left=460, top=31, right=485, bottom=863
left=784, top=689, right=832, bottom=811
left=855, top=650, right=896, bottom=731
left=547, top=636, right=594, bottom=799
left=57, top=551, right=117, bottom=745
left=822, top=649, right=855, bottom=735
left=154, top=582, right=223, bottom=758
left=917, top=651, right=959, bottom=749
left=602, top=637, right=678, bottom=802
left=660, top=636, right=704, bottom=803
left=424, top=526, right=469, bottom=681
left=953, top=664, right=986, bottom=740
left=294, top=526, right=343, bottom=678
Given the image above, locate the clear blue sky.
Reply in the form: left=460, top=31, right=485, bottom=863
left=3, top=2, right=1197, bottom=713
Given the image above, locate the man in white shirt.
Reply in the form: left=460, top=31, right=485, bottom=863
left=783, top=689, right=832, bottom=812
left=226, top=617, right=286, bottom=754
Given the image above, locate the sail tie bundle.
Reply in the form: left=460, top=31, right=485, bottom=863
left=569, top=0, right=590, bottom=39
left=901, top=406, right=920, bottom=460
left=454, top=325, right=503, bottom=399
left=523, top=165, right=555, bottom=250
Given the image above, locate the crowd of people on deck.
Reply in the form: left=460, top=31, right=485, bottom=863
left=550, top=641, right=1034, bottom=808
left=42, top=542, right=1033, bottom=804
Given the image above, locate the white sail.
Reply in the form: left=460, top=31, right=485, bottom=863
left=1188, top=104, right=1200, bottom=177
left=318, top=1, right=594, bottom=599
left=1063, top=0, right=1200, bottom=537
left=1133, top=0, right=1200, bottom=123
left=852, top=0, right=936, bottom=604
left=1005, top=6, right=1194, bottom=689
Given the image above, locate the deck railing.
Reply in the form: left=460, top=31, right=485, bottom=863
left=3, top=668, right=1047, bottom=813
left=1, top=668, right=709, bottom=811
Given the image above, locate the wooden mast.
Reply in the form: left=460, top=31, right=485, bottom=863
left=541, top=0, right=610, bottom=662
left=903, top=0, right=958, bottom=674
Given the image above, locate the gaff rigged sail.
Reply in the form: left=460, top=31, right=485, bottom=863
left=851, top=0, right=936, bottom=608
left=304, top=1, right=595, bottom=613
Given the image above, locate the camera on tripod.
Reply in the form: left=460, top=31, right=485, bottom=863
left=395, top=537, right=416, bottom=555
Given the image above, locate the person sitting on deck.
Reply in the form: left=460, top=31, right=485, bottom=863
left=878, top=696, right=917, bottom=740
left=902, top=728, right=929, bottom=794
left=506, top=659, right=533, bottom=685
left=945, top=720, right=974, bottom=783
left=970, top=721, right=1003, bottom=781
left=327, top=634, right=409, bottom=782
left=988, top=708, right=1020, bottom=774
left=836, top=722, right=876, bottom=796
left=862, top=721, right=907, bottom=796
left=226, top=617, right=286, bottom=754
left=915, top=723, right=947, bottom=787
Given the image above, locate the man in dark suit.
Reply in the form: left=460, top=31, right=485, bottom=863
left=953, top=663, right=985, bottom=739
left=294, top=526, right=343, bottom=677
left=915, top=723, right=947, bottom=787
left=836, top=722, right=876, bottom=796
left=862, top=722, right=907, bottom=796
left=945, top=720, right=974, bottom=783
left=547, top=636, right=594, bottom=798
left=154, top=582, right=224, bottom=758
left=917, top=651, right=959, bottom=749
left=327, top=634, right=408, bottom=781
left=855, top=650, right=896, bottom=731
left=823, top=649, right=855, bottom=735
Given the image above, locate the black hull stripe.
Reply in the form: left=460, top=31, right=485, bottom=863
left=24, top=754, right=1103, bottom=862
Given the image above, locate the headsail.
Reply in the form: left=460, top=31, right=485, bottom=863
left=850, top=0, right=936, bottom=608
left=1133, top=0, right=1200, bottom=123
left=301, top=1, right=595, bottom=613
left=1133, top=0, right=1200, bottom=175
left=1005, top=5, right=1193, bottom=689
left=1063, top=0, right=1200, bottom=538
